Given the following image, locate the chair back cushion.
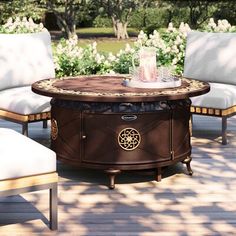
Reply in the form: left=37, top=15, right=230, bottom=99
left=0, top=31, right=55, bottom=91
left=184, top=31, right=236, bottom=85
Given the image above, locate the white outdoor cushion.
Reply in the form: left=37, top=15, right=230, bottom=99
left=0, top=31, right=55, bottom=91
left=0, top=128, right=56, bottom=180
left=0, top=86, right=51, bottom=115
left=191, top=82, right=236, bottom=109
left=184, top=31, right=236, bottom=86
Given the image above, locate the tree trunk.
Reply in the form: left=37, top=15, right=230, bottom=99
left=166, top=9, right=173, bottom=26
left=68, top=21, right=76, bottom=38
left=56, top=16, right=76, bottom=38
left=115, top=21, right=129, bottom=39
left=46, top=2, right=76, bottom=39
left=111, top=17, right=117, bottom=36
left=123, top=22, right=129, bottom=39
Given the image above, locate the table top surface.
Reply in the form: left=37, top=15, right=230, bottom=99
left=32, top=75, right=210, bottom=102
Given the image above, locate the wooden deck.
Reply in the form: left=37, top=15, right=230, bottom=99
left=0, top=115, right=236, bottom=235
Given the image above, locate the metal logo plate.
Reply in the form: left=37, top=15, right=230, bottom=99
left=121, top=115, right=137, bottom=121
left=118, top=128, right=141, bottom=151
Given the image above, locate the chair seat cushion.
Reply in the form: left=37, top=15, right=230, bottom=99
left=0, top=86, right=51, bottom=115
left=0, top=128, right=56, bottom=180
left=191, top=82, right=236, bottom=109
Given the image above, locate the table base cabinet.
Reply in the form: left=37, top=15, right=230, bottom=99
left=51, top=99, right=192, bottom=189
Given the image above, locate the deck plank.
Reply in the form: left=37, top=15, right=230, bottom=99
left=0, top=115, right=236, bottom=235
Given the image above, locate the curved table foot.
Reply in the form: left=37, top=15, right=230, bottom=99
left=105, top=169, right=121, bottom=189
left=156, top=167, right=162, bottom=182
left=182, top=156, right=193, bottom=176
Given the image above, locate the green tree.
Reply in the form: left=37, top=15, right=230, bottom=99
left=97, top=0, right=156, bottom=39
left=162, top=0, right=218, bottom=29
left=130, top=1, right=170, bottom=32
left=0, top=0, right=44, bottom=24
left=41, top=0, right=91, bottom=38
left=213, top=1, right=236, bottom=26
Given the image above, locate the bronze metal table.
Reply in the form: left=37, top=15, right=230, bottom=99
left=32, top=75, right=210, bottom=189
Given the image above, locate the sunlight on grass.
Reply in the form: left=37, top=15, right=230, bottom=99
left=52, top=27, right=137, bottom=54
left=77, top=27, right=138, bottom=37
left=77, top=27, right=114, bottom=35
left=78, top=39, right=135, bottom=54
left=76, top=27, right=137, bottom=54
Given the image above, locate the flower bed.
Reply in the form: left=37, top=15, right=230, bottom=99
left=54, top=18, right=236, bottom=77
left=1, top=17, right=236, bottom=77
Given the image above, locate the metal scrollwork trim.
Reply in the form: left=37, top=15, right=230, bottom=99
left=51, top=119, right=58, bottom=140
left=118, top=128, right=141, bottom=151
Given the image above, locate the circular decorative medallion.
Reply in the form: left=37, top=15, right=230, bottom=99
left=118, top=128, right=141, bottom=151
left=51, top=119, right=58, bottom=140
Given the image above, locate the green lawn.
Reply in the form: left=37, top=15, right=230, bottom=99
left=52, top=27, right=138, bottom=54
left=76, top=27, right=137, bottom=54
left=78, top=39, right=135, bottom=54
left=76, top=27, right=138, bottom=38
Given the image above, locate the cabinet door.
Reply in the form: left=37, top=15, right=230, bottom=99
left=81, top=112, right=171, bottom=166
left=51, top=105, right=82, bottom=163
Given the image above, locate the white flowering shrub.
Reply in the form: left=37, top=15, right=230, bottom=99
left=112, top=44, right=136, bottom=74
left=203, top=18, right=236, bottom=32
left=112, top=22, right=191, bottom=75
left=133, top=22, right=191, bottom=75
left=0, top=17, right=46, bottom=33
left=54, top=35, right=116, bottom=77
left=2, top=17, right=234, bottom=77
left=125, top=18, right=236, bottom=75
left=50, top=18, right=236, bottom=77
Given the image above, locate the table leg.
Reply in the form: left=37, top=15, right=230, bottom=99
left=182, top=156, right=193, bottom=175
left=105, top=169, right=121, bottom=189
left=156, top=167, right=162, bottom=182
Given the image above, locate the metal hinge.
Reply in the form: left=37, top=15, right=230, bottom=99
left=171, top=151, right=175, bottom=160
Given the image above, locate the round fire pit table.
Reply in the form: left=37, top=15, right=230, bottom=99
left=32, top=75, right=210, bottom=189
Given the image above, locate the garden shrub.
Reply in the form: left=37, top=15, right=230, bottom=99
left=54, top=18, right=236, bottom=77
left=169, top=8, right=189, bottom=29
left=2, top=17, right=235, bottom=77
left=112, top=44, right=135, bottom=74
left=201, top=18, right=236, bottom=32
left=93, top=16, right=112, bottom=28
left=130, top=8, right=169, bottom=34
left=54, top=35, right=116, bottom=77
left=0, top=17, right=45, bottom=33
left=143, top=8, right=170, bottom=35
